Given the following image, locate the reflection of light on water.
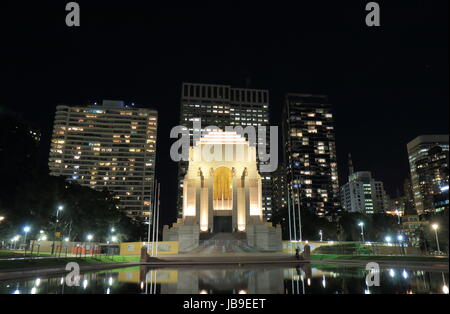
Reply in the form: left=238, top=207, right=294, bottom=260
left=83, top=279, right=88, bottom=289
left=307, top=278, right=311, bottom=286
left=442, top=273, right=448, bottom=294
left=140, top=281, right=144, bottom=290
left=109, top=277, right=113, bottom=286
left=13, top=289, right=20, bottom=294
left=60, top=277, right=64, bottom=285
left=402, top=270, right=408, bottom=279
left=35, top=278, right=41, bottom=287
left=238, top=290, right=247, bottom=294
left=31, top=287, right=37, bottom=294
left=199, top=290, right=208, bottom=294
left=106, top=288, right=110, bottom=294
left=322, top=275, right=326, bottom=288
left=443, top=285, right=449, bottom=294
left=406, top=290, right=414, bottom=294
left=389, top=269, right=395, bottom=278
left=364, top=288, right=370, bottom=294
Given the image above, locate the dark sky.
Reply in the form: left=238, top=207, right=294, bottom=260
left=1, top=1, right=448, bottom=225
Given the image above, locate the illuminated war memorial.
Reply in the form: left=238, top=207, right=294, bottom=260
left=163, top=131, right=282, bottom=252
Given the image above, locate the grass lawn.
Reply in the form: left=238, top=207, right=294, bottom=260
left=311, top=254, right=449, bottom=263
left=0, top=255, right=140, bottom=271
left=0, top=250, right=56, bottom=258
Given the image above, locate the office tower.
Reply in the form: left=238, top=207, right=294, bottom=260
left=271, top=166, right=288, bottom=218
left=48, top=100, right=158, bottom=220
left=177, top=83, right=272, bottom=219
left=402, top=178, right=416, bottom=215
left=340, top=171, right=389, bottom=214
left=414, top=144, right=449, bottom=213
left=283, top=94, right=339, bottom=217
left=407, top=135, right=449, bottom=214
left=340, top=154, right=389, bottom=214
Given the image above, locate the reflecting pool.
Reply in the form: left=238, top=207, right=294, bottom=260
left=0, top=264, right=448, bottom=294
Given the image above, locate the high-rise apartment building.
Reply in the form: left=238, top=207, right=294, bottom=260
left=407, top=135, right=449, bottom=214
left=340, top=154, right=389, bottom=214
left=177, top=83, right=272, bottom=219
left=282, top=94, right=340, bottom=217
left=48, top=100, right=158, bottom=220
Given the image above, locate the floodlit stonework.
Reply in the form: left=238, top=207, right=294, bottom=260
left=164, top=131, right=282, bottom=252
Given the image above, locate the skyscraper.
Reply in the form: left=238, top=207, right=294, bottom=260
left=271, top=166, right=288, bottom=217
left=177, top=83, right=272, bottom=219
left=48, top=100, right=158, bottom=220
left=283, top=94, right=340, bottom=218
left=407, top=135, right=449, bottom=214
left=340, top=172, right=389, bottom=214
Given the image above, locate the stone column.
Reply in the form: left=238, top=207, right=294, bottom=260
left=208, top=168, right=214, bottom=232
left=244, top=169, right=250, bottom=227
left=195, top=169, right=201, bottom=225
left=232, top=167, right=238, bottom=231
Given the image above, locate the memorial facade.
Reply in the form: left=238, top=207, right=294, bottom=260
left=164, top=131, right=282, bottom=252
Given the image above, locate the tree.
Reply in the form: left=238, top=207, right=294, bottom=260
left=0, top=112, right=146, bottom=243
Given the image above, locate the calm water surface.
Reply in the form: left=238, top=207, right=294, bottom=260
left=1, top=264, right=448, bottom=294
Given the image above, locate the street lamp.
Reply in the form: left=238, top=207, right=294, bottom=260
left=397, top=234, right=405, bottom=255
left=385, top=236, right=392, bottom=244
left=23, top=226, right=31, bottom=253
left=432, top=224, right=441, bottom=254
left=11, top=235, right=20, bottom=250
left=57, top=205, right=63, bottom=221
left=358, top=222, right=365, bottom=243
left=52, top=205, right=64, bottom=255
left=23, top=226, right=31, bottom=242
left=111, top=236, right=118, bottom=243
left=395, top=209, right=401, bottom=224
left=86, top=234, right=94, bottom=257
left=0, top=216, right=5, bottom=222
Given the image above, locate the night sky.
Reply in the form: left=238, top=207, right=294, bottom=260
left=1, top=1, right=448, bottom=225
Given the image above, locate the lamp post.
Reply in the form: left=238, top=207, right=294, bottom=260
left=432, top=224, right=441, bottom=255
left=395, top=209, right=401, bottom=224
left=51, top=205, right=64, bottom=254
left=86, top=234, right=93, bottom=257
left=397, top=234, right=404, bottom=255
left=385, top=235, right=392, bottom=245
left=0, top=216, right=4, bottom=223
left=23, top=226, right=31, bottom=254
left=358, top=222, right=365, bottom=243
left=11, top=235, right=20, bottom=250
left=63, top=237, right=69, bottom=257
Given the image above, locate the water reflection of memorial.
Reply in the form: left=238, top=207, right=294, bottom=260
left=1, top=265, right=447, bottom=294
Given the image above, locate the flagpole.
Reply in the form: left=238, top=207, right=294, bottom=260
left=151, top=182, right=158, bottom=257
left=155, top=183, right=161, bottom=257
left=147, top=179, right=157, bottom=247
